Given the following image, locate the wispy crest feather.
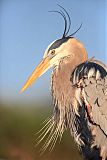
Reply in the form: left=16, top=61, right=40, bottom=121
left=49, top=4, right=82, bottom=38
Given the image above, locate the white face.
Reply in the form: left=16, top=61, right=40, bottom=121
left=43, top=37, right=71, bottom=67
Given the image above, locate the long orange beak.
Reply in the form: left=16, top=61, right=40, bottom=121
left=20, top=57, right=50, bottom=93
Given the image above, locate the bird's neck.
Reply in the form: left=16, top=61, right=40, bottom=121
left=51, top=51, right=88, bottom=110
left=51, top=38, right=88, bottom=123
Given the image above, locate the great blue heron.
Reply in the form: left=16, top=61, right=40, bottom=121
left=21, top=5, right=107, bottom=160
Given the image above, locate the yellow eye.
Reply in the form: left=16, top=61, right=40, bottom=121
left=51, top=50, right=55, bottom=55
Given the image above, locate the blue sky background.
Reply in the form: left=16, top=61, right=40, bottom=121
left=0, top=0, right=107, bottom=104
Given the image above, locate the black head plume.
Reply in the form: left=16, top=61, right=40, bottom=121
left=49, top=5, right=82, bottom=38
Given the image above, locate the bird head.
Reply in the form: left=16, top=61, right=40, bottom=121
left=21, top=5, right=87, bottom=93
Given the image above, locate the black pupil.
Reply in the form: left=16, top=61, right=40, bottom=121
left=52, top=50, right=54, bottom=54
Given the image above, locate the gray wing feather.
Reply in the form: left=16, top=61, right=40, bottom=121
left=85, top=60, right=107, bottom=136
left=83, top=75, right=107, bottom=135
left=72, top=60, right=107, bottom=159
left=73, top=60, right=107, bottom=135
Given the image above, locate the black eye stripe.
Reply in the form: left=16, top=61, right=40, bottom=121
left=48, top=37, right=70, bottom=53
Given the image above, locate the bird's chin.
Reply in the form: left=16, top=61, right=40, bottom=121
left=50, top=58, right=60, bottom=68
